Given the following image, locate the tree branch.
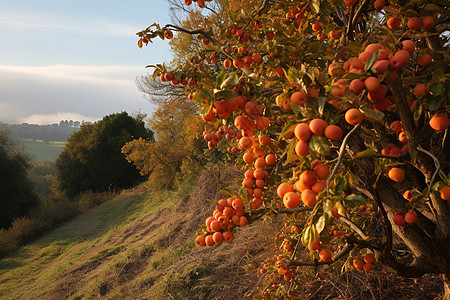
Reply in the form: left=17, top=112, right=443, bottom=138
left=326, top=123, right=361, bottom=194
left=338, top=216, right=369, bottom=240
left=276, top=207, right=313, bottom=214
left=288, top=243, right=353, bottom=267
left=163, top=24, right=233, bottom=61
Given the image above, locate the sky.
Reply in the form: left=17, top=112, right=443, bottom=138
left=0, top=0, right=173, bottom=125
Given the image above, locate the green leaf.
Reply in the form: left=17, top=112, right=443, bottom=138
left=343, top=194, right=366, bottom=207
left=428, top=82, right=444, bottom=96
left=318, top=96, right=327, bottom=116
left=220, top=72, right=239, bottom=89
left=431, top=181, right=447, bottom=191
left=364, top=50, right=379, bottom=72
left=284, top=68, right=298, bottom=84
left=285, top=138, right=297, bottom=166
left=426, top=94, right=442, bottom=111
left=302, top=224, right=319, bottom=249
left=193, top=89, right=213, bottom=106
left=201, top=104, right=211, bottom=116
left=215, top=70, right=228, bottom=89
left=279, top=121, right=297, bottom=140
left=413, top=97, right=424, bottom=120
left=241, top=186, right=249, bottom=203
left=344, top=73, right=367, bottom=80
left=422, top=187, right=430, bottom=200
left=214, top=89, right=238, bottom=100
left=355, top=148, right=377, bottom=158
left=309, top=135, right=330, bottom=156
left=360, top=107, right=385, bottom=123
left=333, top=176, right=347, bottom=195
left=315, top=214, right=328, bottom=234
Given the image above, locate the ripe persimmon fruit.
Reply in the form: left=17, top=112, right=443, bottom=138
left=422, top=16, right=435, bottom=30
left=418, top=53, right=432, bottom=66
left=429, top=113, right=449, bottom=131
left=283, top=191, right=301, bottom=208
left=353, top=259, right=365, bottom=270
left=388, top=167, right=405, bottom=182
left=407, top=17, right=422, bottom=30
left=309, top=118, right=328, bottom=136
left=310, top=240, right=321, bottom=251
left=205, top=234, right=215, bottom=246
left=223, top=230, right=234, bottom=242
left=196, top=235, right=206, bottom=246
left=265, top=154, right=277, bottom=166
left=319, top=248, right=332, bottom=262
left=301, top=189, right=317, bottom=207
left=295, top=140, right=310, bottom=156
left=364, top=77, right=381, bottom=93
left=405, top=210, right=418, bottom=224
left=277, top=182, right=294, bottom=198
left=364, top=253, right=375, bottom=264
left=313, top=162, right=330, bottom=179
left=387, top=17, right=401, bottom=29
left=345, top=108, right=364, bottom=125
left=440, top=187, right=450, bottom=200
left=290, top=91, right=308, bottom=106
left=349, top=79, right=365, bottom=94
left=295, top=123, right=312, bottom=141
left=393, top=214, right=405, bottom=226
left=374, top=0, right=386, bottom=10
left=324, top=125, right=343, bottom=140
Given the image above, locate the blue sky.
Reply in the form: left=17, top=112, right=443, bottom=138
left=0, top=0, right=173, bottom=124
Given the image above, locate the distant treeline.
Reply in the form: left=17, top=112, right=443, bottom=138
left=6, top=122, right=82, bottom=142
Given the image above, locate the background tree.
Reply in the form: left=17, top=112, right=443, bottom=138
left=138, top=0, right=450, bottom=298
left=55, top=112, right=154, bottom=199
left=0, top=125, right=38, bottom=229
left=122, top=97, right=211, bottom=189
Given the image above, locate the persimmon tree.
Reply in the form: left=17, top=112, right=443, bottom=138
left=137, top=0, right=449, bottom=298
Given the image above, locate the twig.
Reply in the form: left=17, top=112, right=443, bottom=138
left=338, top=216, right=368, bottom=240
left=253, top=0, right=270, bottom=17
left=327, top=123, right=361, bottom=195
left=417, top=145, right=446, bottom=188
left=163, top=24, right=233, bottom=61
left=288, top=243, right=353, bottom=267
left=345, top=4, right=356, bottom=40
left=351, top=0, right=371, bottom=35
left=276, top=207, right=313, bottom=214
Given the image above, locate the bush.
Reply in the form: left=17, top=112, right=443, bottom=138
left=78, top=191, right=116, bottom=212
left=0, top=217, right=48, bottom=256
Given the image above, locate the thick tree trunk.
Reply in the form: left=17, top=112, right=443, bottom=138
left=346, top=129, right=450, bottom=278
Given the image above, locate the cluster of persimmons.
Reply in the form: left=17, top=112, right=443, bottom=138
left=137, top=0, right=449, bottom=297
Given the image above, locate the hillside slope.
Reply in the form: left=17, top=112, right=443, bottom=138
left=0, top=169, right=444, bottom=300
left=0, top=169, right=280, bottom=300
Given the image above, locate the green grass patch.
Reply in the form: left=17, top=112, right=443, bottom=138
left=20, top=139, right=66, bottom=162
left=0, top=188, right=182, bottom=300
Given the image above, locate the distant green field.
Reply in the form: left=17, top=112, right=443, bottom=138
left=20, top=139, right=66, bottom=162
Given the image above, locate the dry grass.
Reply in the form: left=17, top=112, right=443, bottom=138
left=0, top=165, right=446, bottom=300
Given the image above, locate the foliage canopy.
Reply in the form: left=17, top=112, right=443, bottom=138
left=0, top=126, right=38, bottom=229
left=55, top=112, right=154, bottom=198
left=137, top=0, right=450, bottom=298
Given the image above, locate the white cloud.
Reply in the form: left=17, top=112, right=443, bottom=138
left=20, top=112, right=98, bottom=125
left=0, top=10, right=140, bottom=38
left=0, top=64, right=155, bottom=125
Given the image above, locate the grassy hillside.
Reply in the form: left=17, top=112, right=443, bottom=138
left=0, top=168, right=277, bottom=300
left=20, top=139, right=65, bottom=162
left=0, top=169, right=444, bottom=299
